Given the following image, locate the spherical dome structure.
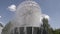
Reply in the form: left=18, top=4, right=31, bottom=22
left=12, top=0, right=42, bottom=27
left=2, top=0, right=42, bottom=34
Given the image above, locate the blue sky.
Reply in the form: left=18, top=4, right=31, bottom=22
left=0, top=0, right=60, bottom=29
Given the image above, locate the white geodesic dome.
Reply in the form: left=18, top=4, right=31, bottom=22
left=12, top=0, right=42, bottom=27
left=2, top=1, right=42, bottom=34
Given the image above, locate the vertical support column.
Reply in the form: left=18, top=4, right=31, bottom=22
left=24, top=26, right=27, bottom=34
left=18, top=27, right=20, bottom=34
left=32, top=27, right=33, bottom=34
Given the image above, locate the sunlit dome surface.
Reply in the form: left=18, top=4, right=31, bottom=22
left=12, top=0, right=42, bottom=27
left=17, top=1, right=41, bottom=9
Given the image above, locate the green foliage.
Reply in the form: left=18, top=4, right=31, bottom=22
left=53, top=29, right=60, bottom=34
left=2, top=21, right=12, bottom=34
left=42, top=18, right=53, bottom=34
left=42, top=18, right=60, bottom=34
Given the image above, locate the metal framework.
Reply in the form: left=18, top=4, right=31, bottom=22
left=11, top=0, right=42, bottom=34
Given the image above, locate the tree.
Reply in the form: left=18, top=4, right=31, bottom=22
left=2, top=21, right=12, bottom=34
left=42, top=18, right=53, bottom=34
left=53, top=29, right=60, bottom=34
